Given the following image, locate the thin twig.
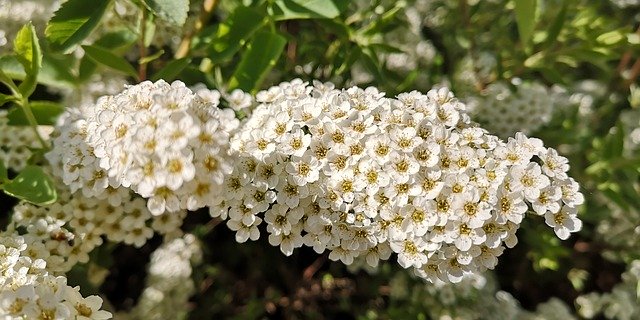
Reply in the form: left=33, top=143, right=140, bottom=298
left=623, top=58, right=640, bottom=88
left=617, top=25, right=640, bottom=74
left=138, top=8, right=148, bottom=81
left=175, top=0, right=219, bottom=59
left=203, top=217, right=223, bottom=234
left=302, top=253, right=328, bottom=280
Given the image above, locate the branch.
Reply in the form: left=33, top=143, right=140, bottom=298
left=175, top=0, right=219, bottom=59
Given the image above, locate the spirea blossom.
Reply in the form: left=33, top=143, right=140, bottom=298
left=9, top=178, right=185, bottom=274
left=0, top=233, right=112, bottom=319
left=218, top=79, right=583, bottom=283
left=0, top=110, right=53, bottom=171
left=46, top=80, right=241, bottom=215
left=116, top=234, right=202, bottom=320
left=468, top=81, right=561, bottom=138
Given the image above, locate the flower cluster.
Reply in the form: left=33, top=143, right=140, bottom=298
left=467, top=81, right=561, bottom=138
left=9, top=179, right=185, bottom=274
left=46, top=80, right=242, bottom=216
left=577, top=260, right=640, bottom=320
left=0, top=233, right=111, bottom=319
left=0, top=110, right=53, bottom=171
left=116, top=234, right=202, bottom=320
left=216, top=79, right=583, bottom=283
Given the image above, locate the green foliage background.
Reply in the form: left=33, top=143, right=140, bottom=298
left=1, top=0, right=639, bottom=318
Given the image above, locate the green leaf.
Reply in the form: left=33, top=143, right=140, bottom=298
left=539, top=67, right=565, bottom=85
left=93, top=29, right=138, bottom=51
left=0, top=159, right=7, bottom=183
left=0, top=55, right=76, bottom=89
left=7, top=101, right=65, bottom=126
left=523, top=51, right=545, bottom=68
left=139, top=49, right=165, bottom=65
left=359, top=46, right=383, bottom=82
left=77, top=56, right=98, bottom=83
left=0, top=67, right=20, bottom=96
left=142, top=0, right=189, bottom=27
left=596, top=30, right=625, bottom=45
left=45, top=0, right=112, bottom=53
left=542, top=2, right=567, bottom=48
left=0, top=93, right=16, bottom=107
left=151, top=58, right=191, bottom=81
left=514, top=0, right=537, bottom=46
left=603, top=123, right=624, bottom=159
left=14, top=23, right=42, bottom=98
left=3, top=165, right=57, bottom=205
left=228, top=31, right=287, bottom=92
left=207, top=6, right=266, bottom=62
left=82, top=45, right=138, bottom=79
left=273, top=0, right=349, bottom=20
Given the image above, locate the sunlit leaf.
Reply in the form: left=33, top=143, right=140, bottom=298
left=0, top=55, right=76, bottom=89
left=46, top=0, right=112, bottom=53
left=207, top=7, right=266, bottom=62
left=142, top=0, right=189, bottom=27
left=228, top=31, right=287, bottom=92
left=273, top=0, right=349, bottom=20
left=13, top=23, right=42, bottom=97
left=151, top=58, right=191, bottom=82
left=3, top=165, right=57, bottom=205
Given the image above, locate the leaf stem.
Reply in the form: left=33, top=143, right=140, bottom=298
left=19, top=97, right=49, bottom=150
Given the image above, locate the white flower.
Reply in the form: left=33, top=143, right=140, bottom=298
left=285, top=153, right=321, bottom=186
left=64, top=291, right=112, bottom=320
left=494, top=188, right=528, bottom=224
left=539, top=147, right=570, bottom=179
left=280, top=128, right=311, bottom=157
left=225, top=89, right=253, bottom=111
left=531, top=185, right=562, bottom=215
left=227, top=217, right=261, bottom=243
left=558, top=177, right=585, bottom=207
left=161, top=151, right=195, bottom=190
left=390, top=237, right=429, bottom=268
left=268, top=226, right=304, bottom=256
left=544, top=205, right=582, bottom=240
left=509, top=163, right=550, bottom=201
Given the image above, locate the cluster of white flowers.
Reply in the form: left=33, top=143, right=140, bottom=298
left=454, top=52, right=498, bottom=93
left=609, top=0, right=640, bottom=8
left=116, top=234, right=202, bottom=320
left=577, top=260, right=640, bottom=320
left=0, top=0, right=60, bottom=51
left=0, top=233, right=112, bottom=319
left=467, top=80, right=560, bottom=138
left=9, top=178, right=186, bottom=275
left=217, top=79, right=583, bottom=283
left=0, top=110, right=53, bottom=171
left=46, top=80, right=243, bottom=216
left=57, top=73, right=129, bottom=110
left=388, top=272, right=521, bottom=319
left=619, top=107, right=640, bottom=153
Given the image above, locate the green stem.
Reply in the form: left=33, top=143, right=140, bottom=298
left=138, top=7, right=148, bottom=81
left=19, top=98, right=49, bottom=150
